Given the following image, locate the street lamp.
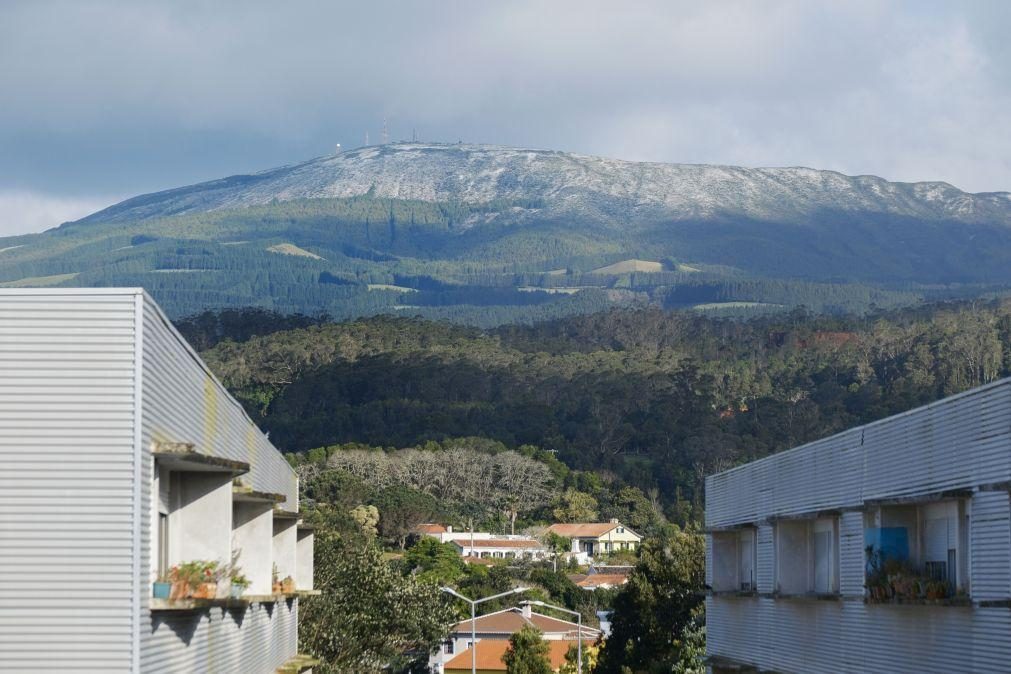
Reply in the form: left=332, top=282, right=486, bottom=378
left=441, top=586, right=531, bottom=674
left=520, top=599, right=586, bottom=674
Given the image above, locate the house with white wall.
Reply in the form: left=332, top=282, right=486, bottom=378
left=0, top=288, right=316, bottom=673
left=706, top=377, right=1011, bottom=673
left=546, top=519, right=641, bottom=559
left=430, top=604, right=599, bottom=673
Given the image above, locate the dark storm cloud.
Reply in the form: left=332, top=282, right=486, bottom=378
left=0, top=0, right=1009, bottom=234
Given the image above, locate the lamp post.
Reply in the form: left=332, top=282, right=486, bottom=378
left=441, top=586, right=531, bottom=674
left=520, top=599, right=585, bottom=674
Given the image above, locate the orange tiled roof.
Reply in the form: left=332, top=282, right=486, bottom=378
left=576, top=573, right=629, bottom=588
left=444, top=639, right=589, bottom=672
left=415, top=523, right=447, bottom=534
left=546, top=522, right=624, bottom=538
left=452, top=608, right=599, bottom=638
left=453, top=538, right=543, bottom=548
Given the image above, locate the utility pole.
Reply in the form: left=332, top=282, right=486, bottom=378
left=365, top=130, right=370, bottom=146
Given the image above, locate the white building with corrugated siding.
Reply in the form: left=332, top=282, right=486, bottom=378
left=705, top=377, right=1011, bottom=673
left=0, top=288, right=317, bottom=673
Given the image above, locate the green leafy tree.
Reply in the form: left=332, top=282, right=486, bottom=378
left=553, top=488, right=599, bottom=523
left=595, top=526, right=706, bottom=674
left=350, top=504, right=379, bottom=537
left=502, top=625, right=552, bottom=674
left=403, top=537, right=467, bottom=585
left=299, top=531, right=454, bottom=673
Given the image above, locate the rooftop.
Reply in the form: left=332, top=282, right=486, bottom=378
left=444, top=639, right=589, bottom=672
left=451, top=607, right=600, bottom=638
left=453, top=538, right=543, bottom=549
left=546, top=522, right=638, bottom=538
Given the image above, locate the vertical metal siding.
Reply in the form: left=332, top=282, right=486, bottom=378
left=0, top=289, right=138, bottom=671
left=706, top=378, right=1011, bottom=673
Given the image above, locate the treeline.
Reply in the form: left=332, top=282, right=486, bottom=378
left=191, top=299, right=1011, bottom=514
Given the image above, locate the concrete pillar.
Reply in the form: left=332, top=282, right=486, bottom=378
left=232, top=502, right=274, bottom=594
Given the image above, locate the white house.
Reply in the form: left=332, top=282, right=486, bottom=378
left=0, top=288, right=316, bottom=673
left=451, top=537, right=548, bottom=560
left=415, top=524, right=548, bottom=559
left=546, top=519, right=641, bottom=560
left=706, top=377, right=1011, bottom=673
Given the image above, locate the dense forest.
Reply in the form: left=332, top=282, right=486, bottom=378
left=182, top=298, right=1011, bottom=519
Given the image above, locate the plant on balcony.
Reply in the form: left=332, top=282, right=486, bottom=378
left=230, top=572, right=251, bottom=599
left=865, top=546, right=953, bottom=602
left=169, top=560, right=222, bottom=600
left=153, top=570, right=172, bottom=599
left=272, top=563, right=282, bottom=594
left=281, top=575, right=296, bottom=593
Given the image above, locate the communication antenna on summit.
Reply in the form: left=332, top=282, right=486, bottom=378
left=365, top=130, right=370, bottom=146
left=381, top=117, right=389, bottom=144
left=412, top=127, right=417, bottom=143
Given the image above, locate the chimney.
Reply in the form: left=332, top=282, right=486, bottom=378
left=446, top=525, right=453, bottom=533
left=610, top=518, right=619, bottom=524
left=520, top=603, right=532, bottom=619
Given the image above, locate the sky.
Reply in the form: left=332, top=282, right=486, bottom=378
left=1, top=0, right=1009, bottom=235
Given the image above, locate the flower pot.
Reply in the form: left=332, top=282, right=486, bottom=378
left=153, top=582, right=171, bottom=599
left=230, top=584, right=246, bottom=599
left=192, top=582, right=217, bottom=599
left=272, top=582, right=283, bottom=594
left=281, top=579, right=295, bottom=594
left=170, top=581, right=191, bottom=601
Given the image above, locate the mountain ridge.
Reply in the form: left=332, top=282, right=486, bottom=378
left=4, top=142, right=1011, bottom=322
left=79, top=142, right=1010, bottom=227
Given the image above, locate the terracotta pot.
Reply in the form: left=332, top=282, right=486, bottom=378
left=273, top=582, right=283, bottom=594
left=170, top=581, right=191, bottom=601
left=192, top=582, right=217, bottom=599
left=281, top=579, right=295, bottom=593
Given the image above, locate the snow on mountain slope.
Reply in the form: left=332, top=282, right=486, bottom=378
left=83, top=143, right=1011, bottom=226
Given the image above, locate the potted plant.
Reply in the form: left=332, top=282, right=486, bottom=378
left=272, top=564, right=282, bottom=594
left=169, top=563, right=194, bottom=601
left=230, top=572, right=250, bottom=599
left=153, top=570, right=172, bottom=599
left=281, top=575, right=295, bottom=594
left=191, top=561, right=220, bottom=599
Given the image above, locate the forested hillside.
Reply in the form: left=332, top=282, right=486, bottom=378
left=186, top=299, right=1011, bottom=518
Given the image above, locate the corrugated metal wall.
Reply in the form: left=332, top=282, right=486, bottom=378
left=706, top=378, right=1011, bottom=672
left=0, top=289, right=139, bottom=671
left=138, top=292, right=299, bottom=672
left=143, top=600, right=298, bottom=674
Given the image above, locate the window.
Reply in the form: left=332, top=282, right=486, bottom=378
left=443, top=640, right=455, bottom=655
left=775, top=517, right=839, bottom=596
left=617, top=527, right=625, bottom=534
left=712, top=528, right=757, bottom=592
left=864, top=499, right=969, bottom=598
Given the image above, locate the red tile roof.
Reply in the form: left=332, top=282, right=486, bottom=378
left=546, top=522, right=622, bottom=538
left=452, top=608, right=599, bottom=639
left=575, top=573, right=629, bottom=588
left=453, top=538, right=543, bottom=548
left=444, top=639, right=590, bottom=672
left=414, top=523, right=447, bottom=534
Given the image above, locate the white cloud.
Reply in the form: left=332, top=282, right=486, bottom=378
left=0, top=190, right=114, bottom=236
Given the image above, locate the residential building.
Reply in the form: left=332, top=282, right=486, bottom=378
left=0, top=288, right=315, bottom=673
left=442, top=639, right=582, bottom=673
left=706, top=377, right=1011, bottom=673
left=451, top=537, right=548, bottom=559
left=546, top=519, right=641, bottom=558
left=415, top=524, right=548, bottom=559
left=567, top=565, right=631, bottom=590
left=430, top=605, right=599, bottom=673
